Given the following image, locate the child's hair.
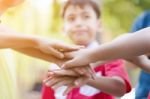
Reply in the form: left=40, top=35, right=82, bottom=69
left=61, top=0, right=101, bottom=19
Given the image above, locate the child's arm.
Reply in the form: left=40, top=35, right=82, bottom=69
left=87, top=76, right=126, bottom=97
left=0, top=24, right=38, bottom=49
left=0, top=24, right=81, bottom=59
left=63, top=27, right=150, bottom=68
left=90, top=27, right=150, bottom=61
left=14, top=47, right=66, bottom=66
left=127, top=55, right=150, bottom=73
left=44, top=69, right=127, bottom=97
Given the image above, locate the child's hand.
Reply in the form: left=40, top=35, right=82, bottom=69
left=126, top=55, right=150, bottom=73
left=36, top=38, right=83, bottom=59
left=44, top=66, right=95, bottom=94
left=44, top=75, right=89, bottom=95
left=44, top=76, right=76, bottom=89
left=62, top=49, right=92, bottom=68
left=47, top=66, right=95, bottom=79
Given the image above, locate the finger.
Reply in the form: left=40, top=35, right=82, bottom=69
left=52, top=80, right=72, bottom=90
left=82, top=67, right=92, bottom=78
left=54, top=43, right=84, bottom=52
left=85, top=66, right=96, bottom=80
left=48, top=47, right=64, bottom=59
left=47, top=71, right=54, bottom=77
left=43, top=77, right=52, bottom=84
left=71, top=66, right=91, bottom=78
left=74, top=77, right=89, bottom=87
left=64, top=52, right=74, bottom=59
left=63, top=84, right=75, bottom=96
left=45, top=77, right=61, bottom=87
left=74, top=67, right=85, bottom=75
left=90, top=66, right=96, bottom=79
left=62, top=59, right=87, bottom=69
left=53, top=69, right=78, bottom=77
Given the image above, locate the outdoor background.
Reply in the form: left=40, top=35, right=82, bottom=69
left=0, top=0, right=150, bottom=99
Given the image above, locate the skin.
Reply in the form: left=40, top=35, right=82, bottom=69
left=0, top=0, right=83, bottom=61
left=62, top=27, right=150, bottom=73
left=45, top=4, right=128, bottom=97
left=63, top=5, right=99, bottom=46
left=0, top=0, right=94, bottom=93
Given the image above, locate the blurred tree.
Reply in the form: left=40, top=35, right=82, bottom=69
left=49, top=0, right=62, bottom=34
left=102, top=0, right=143, bottom=37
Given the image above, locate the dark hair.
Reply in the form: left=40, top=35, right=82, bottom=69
left=62, top=0, right=101, bottom=19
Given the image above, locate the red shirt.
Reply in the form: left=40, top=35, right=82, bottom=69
left=42, top=60, right=131, bottom=99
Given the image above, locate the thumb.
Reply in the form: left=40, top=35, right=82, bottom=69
left=48, top=47, right=64, bottom=59
left=62, top=59, right=79, bottom=69
left=74, top=77, right=89, bottom=87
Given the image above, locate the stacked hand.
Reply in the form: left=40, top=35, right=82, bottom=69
left=43, top=50, right=96, bottom=95
left=35, top=38, right=83, bottom=59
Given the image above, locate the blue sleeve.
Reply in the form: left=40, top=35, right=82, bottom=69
left=131, top=13, right=146, bottom=32
left=131, top=11, right=150, bottom=32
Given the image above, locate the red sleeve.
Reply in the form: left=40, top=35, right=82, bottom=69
left=104, top=60, right=132, bottom=93
left=41, top=84, right=55, bottom=99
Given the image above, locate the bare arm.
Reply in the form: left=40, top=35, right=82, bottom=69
left=90, top=27, right=150, bottom=62
left=0, top=24, right=38, bottom=48
left=14, top=48, right=65, bottom=66
left=0, top=24, right=82, bottom=59
left=87, top=76, right=126, bottom=97
left=63, top=27, right=150, bottom=68
left=127, top=55, right=150, bottom=73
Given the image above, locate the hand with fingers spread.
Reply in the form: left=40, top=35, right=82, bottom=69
left=43, top=64, right=96, bottom=95
left=44, top=67, right=92, bottom=95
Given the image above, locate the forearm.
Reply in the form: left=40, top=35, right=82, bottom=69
left=87, top=76, right=126, bottom=97
left=128, top=55, right=150, bottom=73
left=14, top=48, right=64, bottom=66
left=88, top=27, right=150, bottom=63
left=0, top=25, right=38, bottom=48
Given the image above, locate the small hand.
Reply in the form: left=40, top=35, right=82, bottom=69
left=44, top=75, right=89, bottom=95
left=47, top=66, right=95, bottom=79
left=62, top=49, right=92, bottom=69
left=36, top=38, right=83, bottom=59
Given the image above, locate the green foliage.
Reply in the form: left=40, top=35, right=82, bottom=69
left=102, top=0, right=144, bottom=37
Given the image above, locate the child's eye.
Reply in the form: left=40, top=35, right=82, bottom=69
left=67, top=17, right=75, bottom=22
left=83, top=15, right=90, bottom=19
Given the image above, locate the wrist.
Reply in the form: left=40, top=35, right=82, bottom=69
left=86, top=49, right=96, bottom=63
left=87, top=78, right=94, bottom=85
left=23, top=36, right=39, bottom=48
left=31, top=36, right=46, bottom=48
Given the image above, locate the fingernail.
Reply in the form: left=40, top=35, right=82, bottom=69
left=43, top=79, right=47, bottom=83
left=48, top=72, right=54, bottom=75
left=45, top=83, right=50, bottom=86
left=52, top=86, right=55, bottom=89
left=75, top=81, right=79, bottom=86
left=61, top=65, right=65, bottom=69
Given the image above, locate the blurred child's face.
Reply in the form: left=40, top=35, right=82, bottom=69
left=63, top=4, right=99, bottom=46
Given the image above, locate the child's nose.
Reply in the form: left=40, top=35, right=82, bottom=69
left=75, top=18, right=84, bottom=28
